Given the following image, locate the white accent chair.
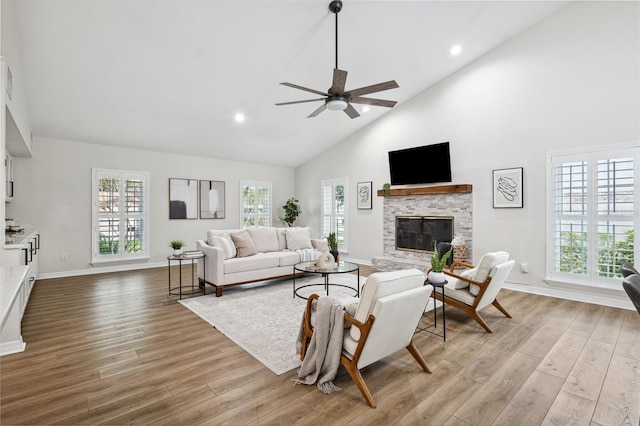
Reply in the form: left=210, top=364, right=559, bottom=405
left=300, top=269, right=433, bottom=408
left=435, top=252, right=516, bottom=333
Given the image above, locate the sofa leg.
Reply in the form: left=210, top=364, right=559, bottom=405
left=216, top=286, right=223, bottom=297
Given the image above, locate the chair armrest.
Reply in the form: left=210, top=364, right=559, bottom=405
left=343, top=312, right=375, bottom=363
left=449, top=260, right=475, bottom=271
left=443, top=269, right=489, bottom=289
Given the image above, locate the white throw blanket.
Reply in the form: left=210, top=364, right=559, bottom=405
left=297, top=248, right=316, bottom=262
left=295, top=296, right=344, bottom=394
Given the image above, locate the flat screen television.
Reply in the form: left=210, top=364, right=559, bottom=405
left=388, top=142, right=452, bottom=185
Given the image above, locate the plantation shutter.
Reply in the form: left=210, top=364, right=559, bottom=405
left=321, top=178, right=348, bottom=251
left=548, top=146, right=638, bottom=287
left=92, top=169, right=149, bottom=263
left=241, top=180, right=272, bottom=228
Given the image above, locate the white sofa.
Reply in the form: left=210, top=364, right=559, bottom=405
left=196, top=227, right=326, bottom=296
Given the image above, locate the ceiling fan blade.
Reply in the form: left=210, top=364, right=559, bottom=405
left=307, top=103, right=327, bottom=118
left=350, top=96, right=397, bottom=108
left=344, top=104, right=360, bottom=119
left=346, top=80, right=399, bottom=97
left=275, top=98, right=326, bottom=106
left=280, top=82, right=328, bottom=97
left=329, top=69, right=348, bottom=94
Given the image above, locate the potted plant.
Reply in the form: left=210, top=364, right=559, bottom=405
left=327, top=232, right=339, bottom=262
left=382, top=183, right=391, bottom=196
left=428, top=242, right=452, bottom=284
left=279, top=197, right=301, bottom=227
left=169, top=240, right=186, bottom=257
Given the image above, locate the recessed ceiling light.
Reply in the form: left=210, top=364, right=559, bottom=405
left=234, top=113, right=245, bottom=123
left=362, top=106, right=370, bottom=113
left=450, top=45, right=462, bottom=56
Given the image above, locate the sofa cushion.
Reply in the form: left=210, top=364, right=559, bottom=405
left=224, top=253, right=280, bottom=274
left=469, top=251, right=510, bottom=296
left=285, top=227, right=312, bottom=250
left=350, top=269, right=425, bottom=341
left=247, top=227, right=280, bottom=253
left=279, top=251, right=301, bottom=267
left=211, top=236, right=237, bottom=259
left=230, top=231, right=258, bottom=257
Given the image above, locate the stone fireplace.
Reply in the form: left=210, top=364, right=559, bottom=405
left=372, top=185, right=473, bottom=272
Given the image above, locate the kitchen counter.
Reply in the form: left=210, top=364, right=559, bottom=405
left=4, top=227, right=38, bottom=247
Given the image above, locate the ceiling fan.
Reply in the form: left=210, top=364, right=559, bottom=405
left=276, top=0, right=398, bottom=119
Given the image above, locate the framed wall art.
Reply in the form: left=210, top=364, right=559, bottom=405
left=493, top=167, right=523, bottom=208
left=199, top=180, right=225, bottom=219
left=357, top=181, right=373, bottom=210
left=169, top=178, right=198, bottom=219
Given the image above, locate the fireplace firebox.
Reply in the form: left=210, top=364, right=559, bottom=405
left=395, top=216, right=454, bottom=253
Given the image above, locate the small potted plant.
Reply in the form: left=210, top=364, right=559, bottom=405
left=382, top=183, right=391, bottom=196
left=428, top=242, right=452, bottom=284
left=327, top=232, right=339, bottom=263
left=279, top=197, right=302, bottom=227
left=169, top=240, right=186, bottom=257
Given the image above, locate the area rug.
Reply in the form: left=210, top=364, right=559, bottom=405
left=178, top=274, right=361, bottom=375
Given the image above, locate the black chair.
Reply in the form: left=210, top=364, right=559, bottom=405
left=620, top=262, right=639, bottom=278
left=622, top=274, right=640, bottom=315
left=436, top=242, right=453, bottom=267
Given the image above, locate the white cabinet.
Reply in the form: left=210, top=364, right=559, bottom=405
left=5, top=151, right=13, bottom=201
left=0, top=265, right=30, bottom=355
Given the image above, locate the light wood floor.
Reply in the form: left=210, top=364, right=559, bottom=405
left=1, top=265, right=639, bottom=425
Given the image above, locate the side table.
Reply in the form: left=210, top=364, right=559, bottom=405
left=167, top=252, right=205, bottom=299
left=418, top=279, right=447, bottom=341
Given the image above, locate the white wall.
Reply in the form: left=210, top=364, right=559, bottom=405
left=6, top=137, right=295, bottom=276
left=295, top=1, right=640, bottom=306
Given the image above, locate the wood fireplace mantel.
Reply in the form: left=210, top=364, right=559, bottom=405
left=376, top=184, right=472, bottom=197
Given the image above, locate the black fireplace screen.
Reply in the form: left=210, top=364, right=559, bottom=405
left=395, top=216, right=454, bottom=253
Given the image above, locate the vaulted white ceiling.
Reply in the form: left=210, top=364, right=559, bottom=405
left=6, top=0, right=567, bottom=167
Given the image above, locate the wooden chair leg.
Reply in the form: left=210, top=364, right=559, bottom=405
left=341, top=355, right=376, bottom=408
left=492, top=299, right=512, bottom=318
left=406, top=340, right=431, bottom=374
left=470, top=310, right=493, bottom=333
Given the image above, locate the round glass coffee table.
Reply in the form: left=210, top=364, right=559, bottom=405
left=293, top=261, right=360, bottom=299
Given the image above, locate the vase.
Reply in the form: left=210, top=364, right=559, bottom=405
left=330, top=251, right=339, bottom=264
left=173, top=249, right=183, bottom=257
left=428, top=271, right=446, bottom=284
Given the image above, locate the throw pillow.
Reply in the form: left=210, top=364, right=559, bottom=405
left=469, top=251, right=510, bottom=296
left=311, top=238, right=329, bottom=252
left=449, top=267, right=476, bottom=290
left=285, top=227, right=312, bottom=250
left=212, top=236, right=237, bottom=259
left=230, top=231, right=257, bottom=257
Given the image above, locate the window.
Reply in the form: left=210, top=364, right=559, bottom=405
left=547, top=145, right=638, bottom=287
left=92, top=169, right=149, bottom=263
left=241, top=180, right=272, bottom=228
left=321, top=178, right=348, bottom=252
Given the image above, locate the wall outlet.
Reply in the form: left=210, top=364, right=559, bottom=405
left=520, top=262, right=529, bottom=273
left=60, top=253, right=68, bottom=261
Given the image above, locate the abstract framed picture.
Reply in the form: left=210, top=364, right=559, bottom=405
left=357, top=181, right=373, bottom=210
left=199, top=180, right=225, bottom=219
left=493, top=167, right=523, bottom=208
left=169, top=178, right=198, bottom=219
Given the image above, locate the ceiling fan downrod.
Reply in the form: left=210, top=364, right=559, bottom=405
left=329, top=0, right=343, bottom=70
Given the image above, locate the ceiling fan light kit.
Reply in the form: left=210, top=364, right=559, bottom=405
left=276, top=0, right=398, bottom=119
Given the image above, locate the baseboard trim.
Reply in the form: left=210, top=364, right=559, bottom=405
left=37, top=261, right=166, bottom=280
left=504, top=281, right=635, bottom=311
left=0, top=337, right=26, bottom=356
